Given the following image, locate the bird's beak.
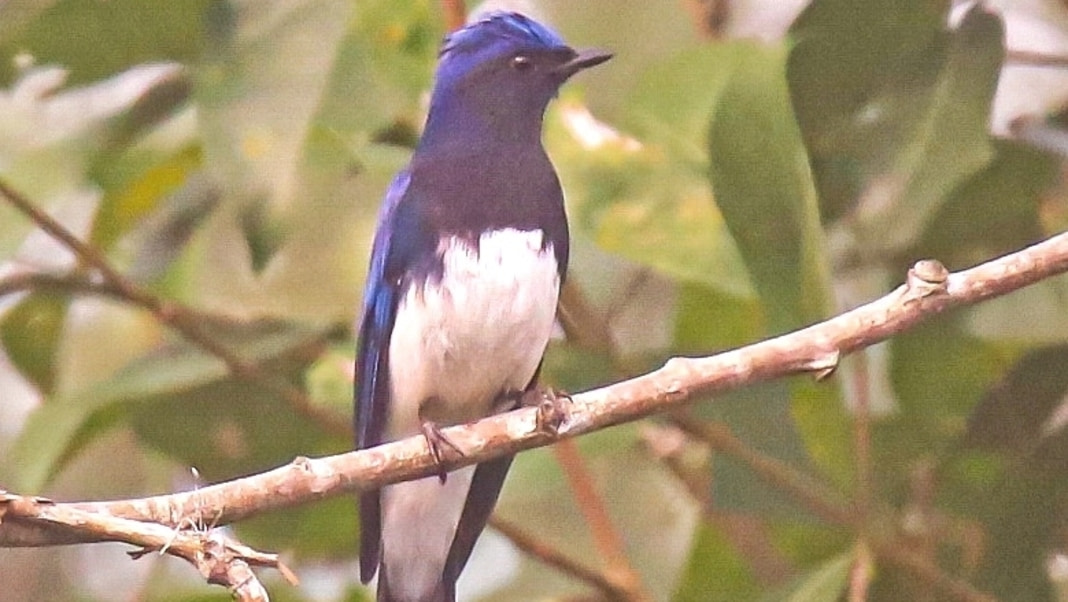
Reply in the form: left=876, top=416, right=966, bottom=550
left=553, top=47, right=613, bottom=78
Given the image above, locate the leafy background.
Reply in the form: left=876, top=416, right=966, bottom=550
left=1, top=0, right=1068, bottom=600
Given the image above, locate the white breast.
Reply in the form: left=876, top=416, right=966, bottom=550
left=386, top=228, right=560, bottom=438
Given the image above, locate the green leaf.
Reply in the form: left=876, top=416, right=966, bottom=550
left=493, top=425, right=698, bottom=600
left=702, top=42, right=849, bottom=497
left=673, top=282, right=764, bottom=352
left=695, top=382, right=820, bottom=517
left=966, top=275, right=1068, bottom=343
left=707, top=42, right=831, bottom=334
left=787, top=0, right=943, bottom=222
left=555, top=117, right=753, bottom=298
left=672, top=521, right=761, bottom=602
left=973, top=470, right=1059, bottom=601
left=304, top=343, right=356, bottom=416
left=91, top=145, right=204, bottom=251
left=179, top=0, right=422, bottom=321
left=0, top=291, right=69, bottom=394
left=0, top=0, right=212, bottom=86
left=8, top=319, right=333, bottom=492
left=558, top=44, right=757, bottom=298
left=238, top=495, right=357, bottom=560
left=763, top=551, right=852, bottom=602
left=917, top=141, right=1055, bottom=269
left=789, top=3, right=1004, bottom=252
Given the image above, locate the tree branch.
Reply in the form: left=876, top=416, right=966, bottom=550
left=1, top=235, right=1065, bottom=550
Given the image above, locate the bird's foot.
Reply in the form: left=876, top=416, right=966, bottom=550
left=521, top=387, right=571, bottom=435
left=420, top=421, right=465, bottom=484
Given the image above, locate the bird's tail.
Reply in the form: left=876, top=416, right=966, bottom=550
left=377, top=568, right=455, bottom=602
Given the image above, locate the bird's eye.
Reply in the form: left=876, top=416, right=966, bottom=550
left=511, top=55, right=533, bottom=72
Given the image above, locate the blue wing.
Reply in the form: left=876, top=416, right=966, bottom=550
left=355, top=169, right=411, bottom=583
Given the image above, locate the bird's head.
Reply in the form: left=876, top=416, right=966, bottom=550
left=425, top=12, right=611, bottom=141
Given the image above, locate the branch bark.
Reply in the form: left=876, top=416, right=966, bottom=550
left=3, top=234, right=1068, bottom=557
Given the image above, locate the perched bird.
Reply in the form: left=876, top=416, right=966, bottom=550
left=354, top=11, right=610, bottom=602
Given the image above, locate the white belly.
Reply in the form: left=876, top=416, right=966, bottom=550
left=386, top=228, right=560, bottom=438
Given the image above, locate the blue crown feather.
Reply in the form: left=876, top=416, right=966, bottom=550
left=441, top=11, right=566, bottom=57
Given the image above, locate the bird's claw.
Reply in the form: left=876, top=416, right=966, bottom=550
left=420, top=421, right=465, bottom=484
left=521, top=387, right=570, bottom=435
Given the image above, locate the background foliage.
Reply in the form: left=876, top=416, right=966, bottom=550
left=1, top=0, right=1068, bottom=600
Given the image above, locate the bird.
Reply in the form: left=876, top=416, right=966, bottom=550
left=353, top=11, right=610, bottom=602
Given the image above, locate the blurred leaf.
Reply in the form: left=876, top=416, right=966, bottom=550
left=787, top=0, right=942, bottom=221
left=232, top=482, right=357, bottom=560
left=695, top=382, right=820, bottom=517
left=974, top=470, right=1060, bottom=601
left=702, top=41, right=848, bottom=500
left=967, top=275, right=1068, bottom=343
left=623, top=45, right=736, bottom=166
left=301, top=0, right=437, bottom=187
left=769, top=521, right=851, bottom=568
left=0, top=291, right=69, bottom=394
left=673, top=282, right=763, bottom=352
left=560, top=44, right=758, bottom=298
left=494, top=425, right=697, bottom=600
left=126, top=368, right=329, bottom=482
left=884, top=317, right=1010, bottom=459
left=94, top=67, right=193, bottom=154
left=541, top=341, right=618, bottom=393
left=763, top=551, right=852, bottom=602
left=194, top=0, right=350, bottom=209
left=0, top=0, right=211, bottom=85
left=672, top=521, right=761, bottom=602
left=304, top=343, right=356, bottom=417
left=555, top=116, right=753, bottom=298
left=916, top=140, right=1055, bottom=269
left=963, top=345, right=1068, bottom=459
left=192, top=0, right=353, bottom=279
left=8, top=319, right=332, bottom=492
left=707, top=41, right=831, bottom=334
left=180, top=0, right=423, bottom=322
left=898, top=320, right=984, bottom=419
left=91, top=145, right=203, bottom=251
left=790, top=4, right=1004, bottom=251
left=791, top=378, right=854, bottom=489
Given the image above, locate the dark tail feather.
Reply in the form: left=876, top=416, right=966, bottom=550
left=444, top=454, right=515, bottom=583
left=358, top=490, right=381, bottom=584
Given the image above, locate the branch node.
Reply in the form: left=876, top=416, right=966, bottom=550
left=906, top=259, right=950, bottom=300
left=805, top=349, right=841, bottom=381
left=660, top=357, right=693, bottom=397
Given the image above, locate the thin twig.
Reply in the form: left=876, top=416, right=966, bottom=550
left=0, top=271, right=121, bottom=299
left=874, top=541, right=995, bottom=602
left=670, top=414, right=856, bottom=527
left=0, top=179, right=350, bottom=439
left=850, top=540, right=874, bottom=602
left=851, top=351, right=874, bottom=520
left=553, top=440, right=652, bottom=601
left=1005, top=50, right=1068, bottom=69
left=441, top=0, right=466, bottom=32
left=668, top=415, right=994, bottom=602
left=489, top=515, right=629, bottom=600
